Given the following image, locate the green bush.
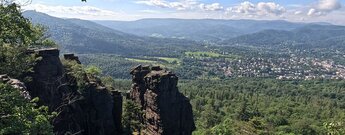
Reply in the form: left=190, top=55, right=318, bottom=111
left=0, top=3, right=56, bottom=79
left=0, top=83, right=54, bottom=134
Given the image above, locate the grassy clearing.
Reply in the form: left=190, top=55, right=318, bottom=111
left=125, top=58, right=167, bottom=68
left=125, top=56, right=184, bottom=69
left=155, top=57, right=181, bottom=64
left=125, top=58, right=157, bottom=63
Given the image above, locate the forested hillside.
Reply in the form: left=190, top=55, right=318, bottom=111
left=23, top=11, right=202, bottom=57
left=1, top=5, right=197, bottom=135
left=22, top=11, right=345, bottom=81
left=222, top=24, right=345, bottom=49
left=94, top=19, right=306, bottom=41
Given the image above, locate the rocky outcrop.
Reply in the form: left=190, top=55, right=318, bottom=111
left=64, top=53, right=81, bottom=64
left=0, top=74, right=31, bottom=99
left=130, top=65, right=195, bottom=135
left=27, top=48, right=67, bottom=108
left=25, top=48, right=122, bottom=135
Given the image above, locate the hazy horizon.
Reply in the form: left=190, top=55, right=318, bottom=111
left=21, top=0, right=345, bottom=25
left=25, top=9, right=341, bottom=27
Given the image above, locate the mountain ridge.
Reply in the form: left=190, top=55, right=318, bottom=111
left=93, top=18, right=309, bottom=41
left=221, top=24, right=345, bottom=48
left=23, top=10, right=201, bottom=57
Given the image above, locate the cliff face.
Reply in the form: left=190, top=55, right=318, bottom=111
left=130, top=65, right=196, bottom=135
left=6, top=48, right=195, bottom=134
left=27, top=49, right=66, bottom=108
left=25, top=48, right=122, bottom=135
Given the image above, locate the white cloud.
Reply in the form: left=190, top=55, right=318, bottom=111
left=227, top=1, right=285, bottom=16
left=135, top=0, right=198, bottom=10
left=317, top=0, right=341, bottom=11
left=257, top=2, right=286, bottom=15
left=0, top=0, right=34, bottom=6
left=23, top=4, right=136, bottom=20
left=22, top=0, right=345, bottom=25
left=308, top=8, right=325, bottom=16
left=199, top=3, right=223, bottom=11
left=294, top=11, right=303, bottom=15
left=24, top=4, right=117, bottom=16
left=136, top=0, right=170, bottom=8
left=308, top=0, right=341, bottom=16
left=169, top=2, right=187, bottom=10
left=227, top=1, right=255, bottom=14
left=139, top=9, right=161, bottom=14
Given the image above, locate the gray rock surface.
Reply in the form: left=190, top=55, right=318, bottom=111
left=130, top=65, right=195, bottom=135
left=25, top=48, right=122, bottom=135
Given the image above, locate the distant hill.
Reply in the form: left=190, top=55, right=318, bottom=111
left=23, top=11, right=200, bottom=57
left=222, top=24, right=345, bottom=49
left=23, top=11, right=344, bottom=54
left=94, top=19, right=306, bottom=41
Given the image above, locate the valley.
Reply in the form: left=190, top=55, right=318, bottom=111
left=1, top=4, right=345, bottom=134
left=23, top=11, right=345, bottom=81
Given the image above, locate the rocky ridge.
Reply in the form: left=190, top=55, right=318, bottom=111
left=26, top=48, right=122, bottom=135
left=130, top=65, right=196, bottom=135
left=1, top=48, right=195, bottom=135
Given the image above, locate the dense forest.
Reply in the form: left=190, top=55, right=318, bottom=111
left=182, top=79, right=345, bottom=134
left=105, top=78, right=345, bottom=135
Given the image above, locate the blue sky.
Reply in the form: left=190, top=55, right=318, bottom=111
left=23, top=0, right=345, bottom=25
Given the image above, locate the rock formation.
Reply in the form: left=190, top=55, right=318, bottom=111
left=64, top=53, right=81, bottom=64
left=26, top=48, right=66, bottom=108
left=2, top=48, right=195, bottom=135
left=0, top=74, right=31, bottom=99
left=25, top=48, right=122, bottom=135
left=130, top=65, right=196, bottom=135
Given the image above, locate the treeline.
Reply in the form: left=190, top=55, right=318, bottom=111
left=78, top=54, right=137, bottom=79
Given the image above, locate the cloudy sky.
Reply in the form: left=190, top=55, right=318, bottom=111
left=22, top=0, right=345, bottom=25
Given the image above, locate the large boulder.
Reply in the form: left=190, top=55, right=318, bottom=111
left=130, top=65, right=195, bottom=135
